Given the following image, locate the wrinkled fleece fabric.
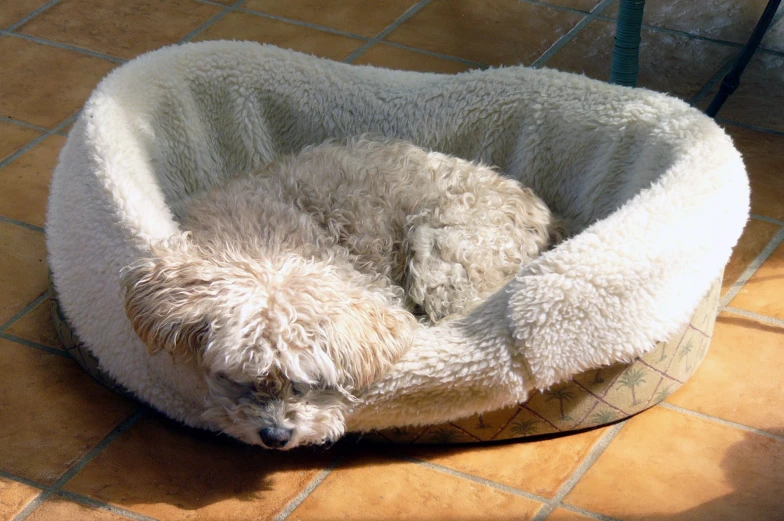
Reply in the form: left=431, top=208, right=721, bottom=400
left=46, top=41, right=749, bottom=433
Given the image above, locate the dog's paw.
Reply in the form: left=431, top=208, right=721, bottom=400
left=404, top=224, right=479, bottom=322
left=403, top=171, right=562, bottom=323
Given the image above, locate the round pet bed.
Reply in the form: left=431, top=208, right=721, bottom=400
left=46, top=41, right=749, bottom=444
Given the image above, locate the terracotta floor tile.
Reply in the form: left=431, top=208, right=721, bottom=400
left=0, top=36, right=115, bottom=129
left=564, top=407, right=784, bottom=520
left=666, top=313, right=784, bottom=433
left=5, top=298, right=62, bottom=349
left=0, top=222, right=48, bottom=325
left=604, top=0, right=772, bottom=44
left=703, top=53, right=784, bottom=132
left=193, top=11, right=363, bottom=61
left=353, top=44, right=476, bottom=73
left=243, top=0, right=420, bottom=38
left=538, top=0, right=604, bottom=12
left=545, top=507, right=596, bottom=521
left=545, top=18, right=738, bottom=100
left=0, top=339, right=136, bottom=484
left=64, top=415, right=335, bottom=521
left=18, top=0, right=222, bottom=60
left=0, top=135, right=65, bottom=228
left=400, top=427, right=608, bottom=498
left=385, top=0, right=585, bottom=67
left=761, top=18, right=784, bottom=52
left=0, top=121, right=42, bottom=163
left=289, top=450, right=544, bottom=520
left=723, top=125, right=784, bottom=222
left=0, top=477, right=40, bottom=521
left=0, top=0, right=50, bottom=28
left=721, top=218, right=781, bottom=294
left=26, top=497, right=132, bottom=521
left=729, top=241, right=784, bottom=319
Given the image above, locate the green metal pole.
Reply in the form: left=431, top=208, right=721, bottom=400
left=610, top=0, right=646, bottom=87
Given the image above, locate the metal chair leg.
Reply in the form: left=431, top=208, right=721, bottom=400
left=609, top=0, right=646, bottom=87
left=706, top=0, right=782, bottom=117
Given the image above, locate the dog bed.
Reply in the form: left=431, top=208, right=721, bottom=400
left=46, top=41, right=749, bottom=443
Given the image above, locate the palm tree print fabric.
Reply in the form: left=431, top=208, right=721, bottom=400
left=367, top=278, right=720, bottom=444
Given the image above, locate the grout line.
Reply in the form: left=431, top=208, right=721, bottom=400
left=551, top=503, right=622, bottom=521
left=0, top=471, right=46, bottom=490
left=0, top=291, right=48, bottom=333
left=406, top=450, right=621, bottom=521
left=55, top=490, right=161, bottom=521
left=1, top=413, right=157, bottom=521
left=52, top=408, right=147, bottom=488
left=0, top=333, right=71, bottom=358
left=377, top=41, right=487, bottom=68
left=0, top=472, right=51, bottom=521
left=723, top=306, right=784, bottom=329
left=688, top=54, right=737, bottom=106
left=404, top=456, right=553, bottom=504
left=532, top=0, right=616, bottom=68
left=520, top=0, right=598, bottom=15
left=0, top=30, right=126, bottom=64
left=51, top=112, right=81, bottom=133
left=10, top=491, right=53, bottom=521
left=7, top=411, right=145, bottom=520
left=225, top=4, right=371, bottom=41
left=52, top=113, right=80, bottom=136
left=737, top=42, right=784, bottom=58
left=0, top=116, right=50, bottom=134
left=750, top=214, right=784, bottom=226
left=759, top=6, right=784, bottom=55
left=6, top=0, right=61, bottom=31
left=0, top=216, right=45, bottom=233
left=272, top=454, right=345, bottom=521
left=720, top=225, right=784, bottom=307
left=531, top=422, right=627, bottom=521
left=718, top=118, right=784, bottom=137
left=658, top=402, right=784, bottom=442
left=0, top=111, right=80, bottom=171
left=6, top=484, right=163, bottom=521
left=593, top=13, right=784, bottom=59
left=343, top=0, right=433, bottom=63
left=178, top=0, right=248, bottom=44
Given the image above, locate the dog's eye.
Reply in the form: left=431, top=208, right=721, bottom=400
left=291, top=382, right=308, bottom=396
left=216, top=373, right=249, bottom=389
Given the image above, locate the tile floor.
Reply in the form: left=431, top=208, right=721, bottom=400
left=1, top=0, right=783, bottom=520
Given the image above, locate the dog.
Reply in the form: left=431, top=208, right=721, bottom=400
left=122, top=136, right=564, bottom=449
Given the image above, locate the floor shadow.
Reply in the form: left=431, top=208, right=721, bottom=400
left=628, top=428, right=784, bottom=521
left=63, top=405, right=414, bottom=515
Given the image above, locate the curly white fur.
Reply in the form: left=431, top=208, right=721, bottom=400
left=122, top=137, right=562, bottom=448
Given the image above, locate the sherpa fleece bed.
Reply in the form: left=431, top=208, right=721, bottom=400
left=46, top=41, right=749, bottom=443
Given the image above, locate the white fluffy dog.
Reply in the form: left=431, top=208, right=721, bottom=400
left=122, top=137, right=563, bottom=449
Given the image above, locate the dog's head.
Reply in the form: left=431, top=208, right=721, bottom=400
left=122, top=236, right=415, bottom=449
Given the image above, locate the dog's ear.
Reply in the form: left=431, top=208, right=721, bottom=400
left=324, top=298, right=415, bottom=390
left=275, top=267, right=417, bottom=391
left=122, top=241, right=212, bottom=361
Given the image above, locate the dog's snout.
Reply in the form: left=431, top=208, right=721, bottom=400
left=259, top=427, right=292, bottom=449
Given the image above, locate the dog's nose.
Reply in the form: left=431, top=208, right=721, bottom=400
left=259, top=427, right=292, bottom=449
